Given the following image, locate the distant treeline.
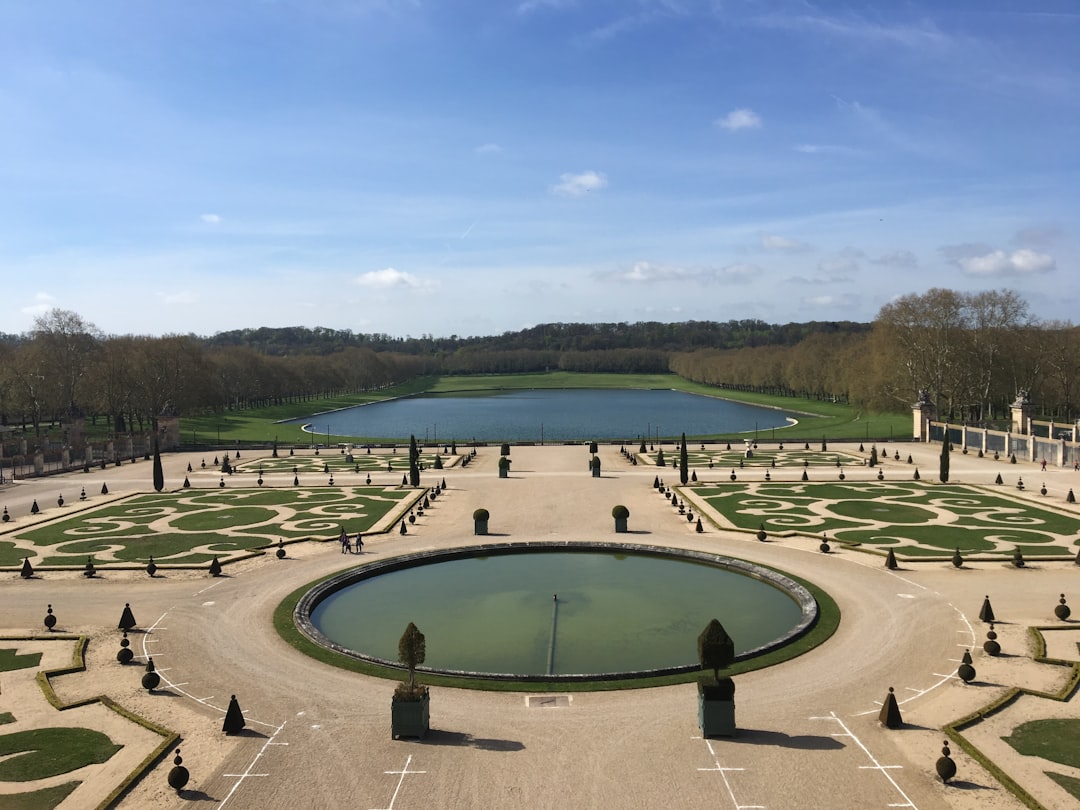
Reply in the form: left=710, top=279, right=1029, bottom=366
left=204, top=319, right=870, bottom=357
left=4, top=290, right=1079, bottom=441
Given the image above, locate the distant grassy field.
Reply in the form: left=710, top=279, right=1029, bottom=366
left=182, top=372, right=910, bottom=445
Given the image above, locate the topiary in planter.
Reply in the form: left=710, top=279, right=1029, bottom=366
left=473, top=508, right=490, bottom=535
left=392, top=622, right=430, bottom=739
left=697, top=619, right=736, bottom=737
left=612, top=504, right=629, bottom=533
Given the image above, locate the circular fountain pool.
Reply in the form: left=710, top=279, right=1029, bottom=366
left=295, top=543, right=817, bottom=681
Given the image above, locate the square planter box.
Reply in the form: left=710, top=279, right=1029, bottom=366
left=699, top=695, right=735, bottom=738
left=391, top=692, right=430, bottom=740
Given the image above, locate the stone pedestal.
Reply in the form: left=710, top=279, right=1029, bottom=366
left=912, top=390, right=936, bottom=442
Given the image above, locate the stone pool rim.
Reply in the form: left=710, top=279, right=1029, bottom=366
left=294, top=541, right=820, bottom=683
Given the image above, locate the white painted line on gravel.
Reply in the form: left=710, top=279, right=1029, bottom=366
left=697, top=739, right=764, bottom=809
left=371, top=754, right=427, bottom=810
left=217, top=719, right=288, bottom=810
left=811, top=712, right=917, bottom=809
left=139, top=609, right=280, bottom=729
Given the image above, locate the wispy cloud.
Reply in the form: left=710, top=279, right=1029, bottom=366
left=715, top=108, right=761, bottom=132
left=794, top=143, right=863, bottom=157
left=600, top=261, right=760, bottom=284
left=761, top=233, right=810, bottom=253
left=804, top=292, right=860, bottom=308
left=353, top=267, right=437, bottom=290
left=200, top=213, right=222, bottom=224
left=752, top=11, right=949, bottom=51
left=550, top=170, right=608, bottom=197
left=869, top=250, right=917, bottom=269
left=157, top=291, right=199, bottom=305
left=475, top=143, right=502, bottom=155
left=517, top=0, right=573, bottom=14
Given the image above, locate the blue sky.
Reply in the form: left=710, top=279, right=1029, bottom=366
left=2, top=1, right=1077, bottom=338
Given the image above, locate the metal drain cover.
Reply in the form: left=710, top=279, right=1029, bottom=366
left=527, top=695, right=570, bottom=708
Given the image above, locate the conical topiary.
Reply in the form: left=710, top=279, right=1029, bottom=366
left=30, top=499, right=39, bottom=515
left=209, top=557, right=222, bottom=577
left=885, top=549, right=898, bottom=570
left=101, top=482, right=109, bottom=495
left=978, top=595, right=995, bottom=623
left=223, top=695, right=246, bottom=734
left=119, top=603, right=137, bottom=631
left=20, top=557, right=33, bottom=578
left=878, top=686, right=902, bottom=729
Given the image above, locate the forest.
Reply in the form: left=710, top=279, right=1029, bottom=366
left=1, top=288, right=1078, bottom=439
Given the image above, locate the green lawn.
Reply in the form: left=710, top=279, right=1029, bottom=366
left=0, top=649, right=43, bottom=672
left=1003, top=719, right=1080, bottom=769
left=0, top=728, right=121, bottom=781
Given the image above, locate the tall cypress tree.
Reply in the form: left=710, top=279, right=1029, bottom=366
left=408, top=435, right=421, bottom=487
left=152, top=437, right=164, bottom=492
left=679, top=432, right=689, bottom=485
left=939, top=438, right=950, bottom=483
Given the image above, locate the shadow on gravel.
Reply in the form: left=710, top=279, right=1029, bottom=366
left=419, top=730, right=525, bottom=752
left=729, top=728, right=845, bottom=750
left=178, top=789, right=218, bottom=802
left=943, top=778, right=997, bottom=791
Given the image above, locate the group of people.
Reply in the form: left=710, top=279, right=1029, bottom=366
left=338, top=528, right=364, bottom=554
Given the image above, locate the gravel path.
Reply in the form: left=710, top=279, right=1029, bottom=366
left=1, top=441, right=1078, bottom=809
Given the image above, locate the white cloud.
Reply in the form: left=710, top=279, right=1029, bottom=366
left=353, top=267, right=437, bottom=291
left=550, top=170, right=608, bottom=197
left=157, top=291, right=198, bottom=305
left=957, top=248, right=1055, bottom=277
left=200, top=213, right=222, bottom=224
left=761, top=233, right=810, bottom=252
left=475, top=143, right=502, bottom=155
left=715, top=108, right=761, bottom=131
left=20, top=292, right=57, bottom=318
left=604, top=261, right=760, bottom=284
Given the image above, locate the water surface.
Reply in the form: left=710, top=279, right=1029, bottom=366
left=288, top=388, right=797, bottom=441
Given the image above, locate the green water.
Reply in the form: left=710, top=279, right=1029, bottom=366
left=311, top=551, right=802, bottom=676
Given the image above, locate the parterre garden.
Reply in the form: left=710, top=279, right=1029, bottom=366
left=0, top=486, right=420, bottom=568
left=689, top=481, right=1080, bottom=558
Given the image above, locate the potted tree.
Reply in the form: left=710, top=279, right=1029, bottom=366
left=591, top=456, right=601, bottom=477
left=391, top=622, right=429, bottom=739
left=473, top=508, right=490, bottom=535
left=697, top=619, right=736, bottom=737
left=612, top=505, right=629, bottom=533
left=498, top=455, right=511, bottom=478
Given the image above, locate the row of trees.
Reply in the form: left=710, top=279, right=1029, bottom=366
left=0, top=310, right=430, bottom=438
left=3, top=289, right=1078, bottom=442
left=671, top=289, right=1080, bottom=423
